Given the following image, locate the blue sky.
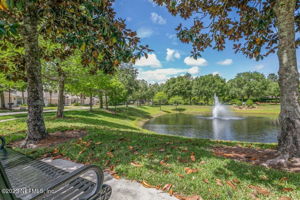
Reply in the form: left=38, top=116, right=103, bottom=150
left=114, top=0, right=300, bottom=83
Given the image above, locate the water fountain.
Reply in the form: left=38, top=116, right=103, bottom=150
left=211, top=94, right=242, bottom=120
left=212, top=94, right=231, bottom=118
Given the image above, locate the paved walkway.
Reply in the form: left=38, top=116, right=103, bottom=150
left=42, top=158, right=177, bottom=200
left=0, top=107, right=88, bottom=116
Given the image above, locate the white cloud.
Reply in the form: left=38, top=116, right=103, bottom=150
left=217, top=59, right=233, bottom=65
left=213, top=71, right=220, bottom=76
left=151, top=12, right=166, bottom=25
left=188, top=66, right=200, bottom=74
left=138, top=67, right=199, bottom=83
left=135, top=54, right=161, bottom=68
left=253, top=64, right=264, bottom=70
left=137, top=28, right=153, bottom=38
left=184, top=57, right=208, bottom=67
left=166, top=48, right=181, bottom=61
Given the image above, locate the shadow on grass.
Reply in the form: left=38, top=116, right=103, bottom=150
left=171, top=108, right=186, bottom=112
left=64, top=107, right=152, bottom=121
left=57, top=115, right=140, bottom=131
left=216, top=159, right=300, bottom=189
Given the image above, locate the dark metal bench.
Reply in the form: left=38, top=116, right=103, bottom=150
left=0, top=137, right=112, bottom=200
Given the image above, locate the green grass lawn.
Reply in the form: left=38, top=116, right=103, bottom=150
left=0, top=105, right=299, bottom=200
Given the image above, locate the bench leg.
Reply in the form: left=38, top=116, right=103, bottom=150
left=96, top=184, right=112, bottom=200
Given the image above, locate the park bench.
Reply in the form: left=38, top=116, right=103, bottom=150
left=0, top=137, right=112, bottom=200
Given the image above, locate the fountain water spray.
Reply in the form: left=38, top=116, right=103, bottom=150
left=212, top=94, right=231, bottom=118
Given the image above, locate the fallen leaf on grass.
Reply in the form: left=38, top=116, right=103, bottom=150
left=249, top=192, right=260, bottom=200
left=199, top=161, right=206, bottom=165
left=130, top=162, right=143, bottom=167
left=175, top=194, right=203, bottom=200
left=159, top=148, right=165, bottom=152
left=226, top=181, right=236, bottom=189
left=259, top=175, right=269, bottom=180
left=162, top=184, right=172, bottom=191
left=95, top=142, right=102, bottom=145
left=184, top=168, right=199, bottom=174
left=203, top=179, right=209, bottom=184
left=248, top=185, right=270, bottom=196
left=216, top=179, right=223, bottom=186
left=141, top=180, right=155, bottom=188
left=128, top=146, right=134, bottom=150
left=177, top=174, right=184, bottom=178
left=52, top=148, right=59, bottom=154
left=112, top=174, right=120, bottom=179
left=79, top=149, right=86, bottom=155
left=178, top=157, right=189, bottom=163
left=281, top=188, right=294, bottom=192
left=52, top=155, right=63, bottom=160
left=279, top=177, right=289, bottom=182
left=106, top=152, right=114, bottom=158
left=160, top=160, right=171, bottom=167
left=169, top=189, right=174, bottom=196
left=232, top=178, right=240, bottom=184
left=190, top=152, right=196, bottom=162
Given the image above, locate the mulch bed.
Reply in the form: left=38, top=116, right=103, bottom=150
left=10, top=129, right=87, bottom=149
left=213, top=146, right=300, bottom=173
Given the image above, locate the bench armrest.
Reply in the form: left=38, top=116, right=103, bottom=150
left=30, top=165, right=104, bottom=200
left=0, top=136, right=5, bottom=150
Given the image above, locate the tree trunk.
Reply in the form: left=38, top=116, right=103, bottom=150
left=99, top=91, right=103, bottom=109
left=22, top=4, right=47, bottom=141
left=56, top=65, right=65, bottom=118
left=8, top=88, right=12, bottom=110
left=49, top=91, right=52, bottom=105
left=105, top=93, right=108, bottom=109
left=275, top=0, right=300, bottom=159
left=21, top=90, right=25, bottom=104
left=89, top=93, right=93, bottom=111
left=0, top=91, right=5, bottom=109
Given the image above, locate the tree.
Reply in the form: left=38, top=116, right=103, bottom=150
left=116, top=64, right=139, bottom=107
left=192, top=74, right=227, bottom=104
left=227, top=72, right=268, bottom=101
left=163, top=73, right=193, bottom=104
left=0, top=0, right=149, bottom=143
left=153, top=0, right=300, bottom=162
left=268, top=73, right=279, bottom=82
left=0, top=40, right=26, bottom=109
left=169, top=96, right=184, bottom=110
left=268, top=82, right=280, bottom=100
left=154, top=92, right=168, bottom=111
left=133, top=80, right=150, bottom=106
left=107, top=77, right=126, bottom=112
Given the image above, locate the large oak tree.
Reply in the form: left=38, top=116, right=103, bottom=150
left=0, top=0, right=149, bottom=144
left=153, top=0, right=300, bottom=162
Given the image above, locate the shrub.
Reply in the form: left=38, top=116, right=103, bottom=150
left=246, top=99, right=254, bottom=107
left=72, top=102, right=81, bottom=106
left=235, top=99, right=242, bottom=106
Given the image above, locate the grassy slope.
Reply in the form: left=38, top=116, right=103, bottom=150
left=0, top=105, right=299, bottom=200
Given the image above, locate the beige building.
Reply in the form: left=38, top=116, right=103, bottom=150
left=0, top=90, right=99, bottom=108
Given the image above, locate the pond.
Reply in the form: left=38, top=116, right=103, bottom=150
left=143, top=114, right=279, bottom=143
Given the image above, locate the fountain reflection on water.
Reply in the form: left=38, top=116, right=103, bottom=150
left=205, top=94, right=243, bottom=139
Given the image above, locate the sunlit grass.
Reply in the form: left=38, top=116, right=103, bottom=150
left=1, top=105, right=298, bottom=200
